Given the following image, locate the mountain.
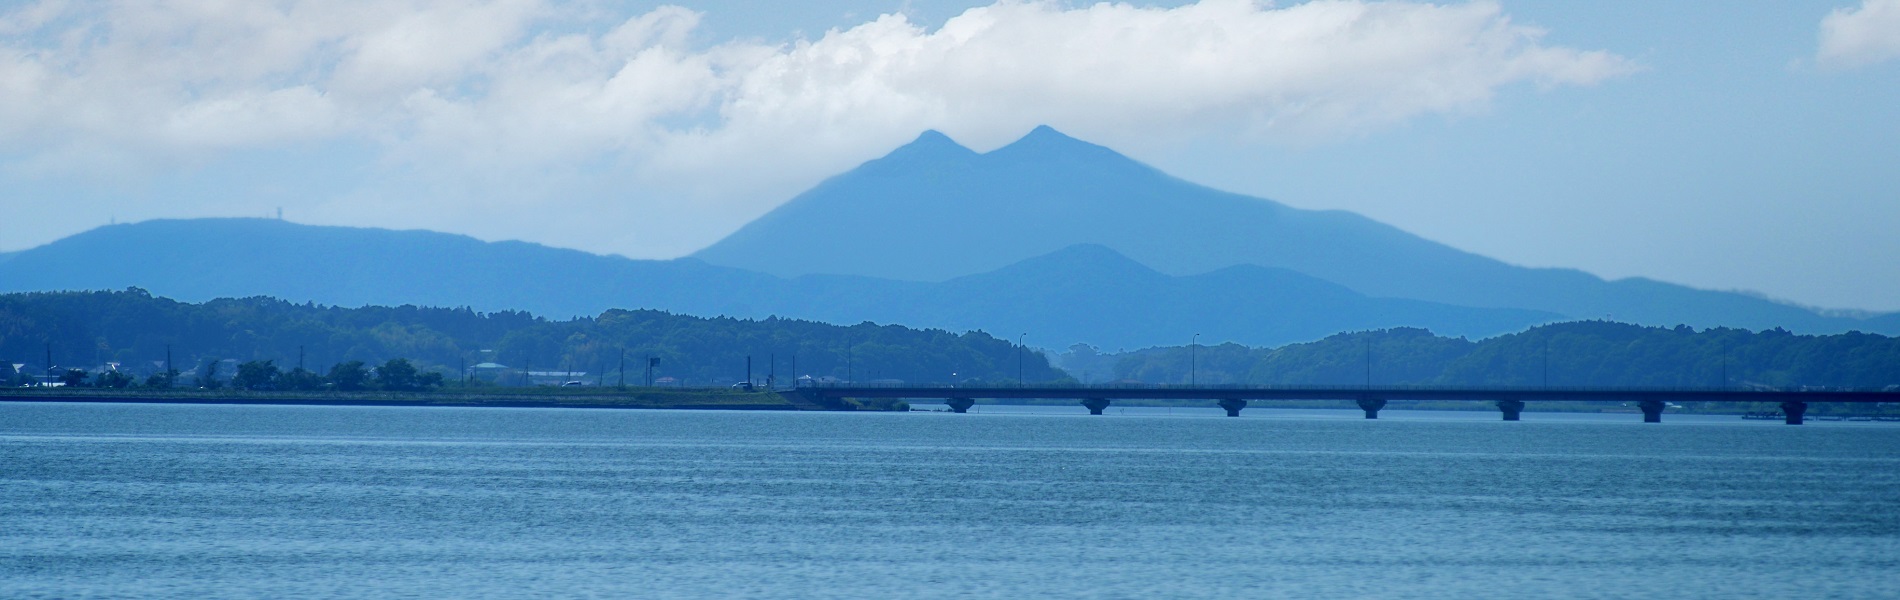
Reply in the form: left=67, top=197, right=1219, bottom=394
left=0, top=219, right=1559, bottom=348
left=783, top=244, right=1560, bottom=349
left=0, top=218, right=782, bottom=319
left=695, top=126, right=1887, bottom=334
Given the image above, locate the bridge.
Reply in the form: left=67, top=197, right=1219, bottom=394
left=789, top=384, right=1900, bottom=424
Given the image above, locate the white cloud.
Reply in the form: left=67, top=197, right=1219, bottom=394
left=0, top=0, right=1632, bottom=256
left=1819, top=0, right=1900, bottom=69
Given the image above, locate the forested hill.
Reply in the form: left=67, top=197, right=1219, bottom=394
left=0, top=289, right=1060, bottom=386
left=8, top=289, right=1893, bottom=391
left=1073, top=322, right=1900, bottom=390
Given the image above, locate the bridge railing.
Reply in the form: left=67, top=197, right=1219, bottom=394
left=792, top=381, right=1898, bottom=394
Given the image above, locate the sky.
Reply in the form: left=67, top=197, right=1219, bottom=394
left=1, top=0, right=1896, bottom=312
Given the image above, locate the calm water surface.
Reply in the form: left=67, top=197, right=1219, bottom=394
left=3, top=403, right=1898, bottom=598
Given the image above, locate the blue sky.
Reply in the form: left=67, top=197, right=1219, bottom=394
left=1, top=1, right=1896, bottom=311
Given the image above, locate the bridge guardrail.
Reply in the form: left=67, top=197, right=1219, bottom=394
left=792, top=382, right=1893, bottom=394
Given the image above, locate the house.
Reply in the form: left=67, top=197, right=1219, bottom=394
left=466, top=362, right=511, bottom=383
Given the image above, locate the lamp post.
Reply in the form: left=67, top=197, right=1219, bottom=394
left=1018, top=333, right=1027, bottom=388
left=1191, top=333, right=1200, bottom=387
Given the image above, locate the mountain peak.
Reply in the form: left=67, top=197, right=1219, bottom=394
left=999, top=125, right=1088, bottom=148
left=1024, top=124, right=1072, bottom=140
left=988, top=125, right=1130, bottom=166
left=892, top=129, right=974, bottom=156
left=849, top=129, right=978, bottom=176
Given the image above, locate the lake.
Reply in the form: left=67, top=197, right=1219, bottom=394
left=3, top=402, right=1897, bottom=598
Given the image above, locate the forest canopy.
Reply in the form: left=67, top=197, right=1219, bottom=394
left=0, top=288, right=1060, bottom=386
left=4, top=289, right=1894, bottom=390
left=1073, top=323, right=1900, bottom=390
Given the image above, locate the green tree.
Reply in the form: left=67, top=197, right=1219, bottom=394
left=96, top=370, right=135, bottom=389
left=280, top=367, right=325, bottom=391
left=328, top=361, right=368, bottom=391
left=145, top=368, right=179, bottom=388
left=195, top=359, right=224, bottom=390
left=58, top=369, right=88, bottom=387
left=233, top=360, right=281, bottom=390
left=375, top=358, right=420, bottom=391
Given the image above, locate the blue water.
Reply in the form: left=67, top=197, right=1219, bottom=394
left=3, top=402, right=1898, bottom=598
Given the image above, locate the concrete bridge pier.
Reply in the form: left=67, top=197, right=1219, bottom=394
left=1082, top=398, right=1111, bottom=415
left=1780, top=401, right=1808, bottom=425
left=1218, top=399, right=1247, bottom=417
left=1497, top=399, right=1526, bottom=421
left=1638, top=400, right=1666, bottom=423
left=945, top=398, right=976, bottom=413
left=1357, top=398, right=1387, bottom=419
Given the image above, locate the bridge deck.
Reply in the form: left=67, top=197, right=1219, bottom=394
left=794, top=385, right=1900, bottom=403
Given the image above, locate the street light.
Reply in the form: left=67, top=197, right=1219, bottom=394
left=1191, top=333, right=1200, bottom=387
left=1018, top=333, right=1027, bottom=388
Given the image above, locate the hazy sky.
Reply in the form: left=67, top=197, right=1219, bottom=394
left=2, top=1, right=1896, bottom=311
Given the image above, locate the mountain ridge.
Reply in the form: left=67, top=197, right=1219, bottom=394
left=0, top=218, right=1576, bottom=349
left=692, top=126, right=1877, bottom=333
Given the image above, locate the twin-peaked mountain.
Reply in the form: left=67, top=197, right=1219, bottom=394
left=698, top=126, right=1879, bottom=334
left=2, top=127, right=1893, bottom=346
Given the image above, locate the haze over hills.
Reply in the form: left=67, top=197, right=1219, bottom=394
left=5, top=127, right=1894, bottom=344
left=0, top=218, right=779, bottom=319
left=695, top=126, right=1881, bottom=333
left=792, top=244, right=1560, bottom=349
left=0, top=219, right=1562, bottom=349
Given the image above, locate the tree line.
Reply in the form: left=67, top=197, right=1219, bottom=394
left=0, top=288, right=1061, bottom=387
left=8, top=289, right=1889, bottom=391
left=13, top=356, right=445, bottom=392
left=1074, top=321, right=1900, bottom=389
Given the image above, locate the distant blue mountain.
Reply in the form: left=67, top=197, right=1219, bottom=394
left=0, top=219, right=777, bottom=318
left=807, top=244, right=1559, bottom=350
left=0, top=219, right=1561, bottom=348
left=695, top=126, right=1887, bottom=334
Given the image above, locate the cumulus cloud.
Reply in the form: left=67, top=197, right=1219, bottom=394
left=1818, top=0, right=1900, bottom=69
left=0, top=0, right=1633, bottom=256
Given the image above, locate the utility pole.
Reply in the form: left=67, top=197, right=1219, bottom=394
left=1191, top=334, right=1200, bottom=386
left=45, top=343, right=52, bottom=387
left=769, top=353, right=776, bottom=389
left=619, top=350, right=626, bottom=389
left=746, top=355, right=753, bottom=389
left=1018, top=333, right=1027, bottom=388
left=847, top=343, right=853, bottom=383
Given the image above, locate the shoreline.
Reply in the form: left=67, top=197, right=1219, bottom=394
left=0, top=389, right=809, bottom=411
left=6, top=392, right=1894, bottom=418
